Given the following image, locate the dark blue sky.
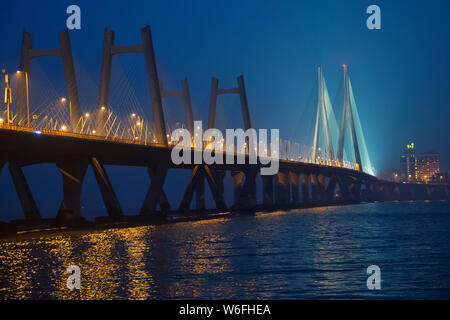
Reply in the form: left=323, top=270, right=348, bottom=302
left=0, top=0, right=449, bottom=219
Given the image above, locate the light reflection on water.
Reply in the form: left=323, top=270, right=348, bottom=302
left=1, top=201, right=450, bottom=299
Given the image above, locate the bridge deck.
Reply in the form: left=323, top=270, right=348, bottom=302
left=0, top=125, right=375, bottom=179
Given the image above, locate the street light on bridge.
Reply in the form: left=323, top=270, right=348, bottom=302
left=2, top=69, right=12, bottom=124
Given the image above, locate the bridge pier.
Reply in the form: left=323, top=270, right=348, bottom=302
left=310, top=174, right=320, bottom=202
left=275, top=171, right=289, bottom=205
left=237, top=169, right=257, bottom=209
left=289, top=171, right=299, bottom=205
left=179, top=165, right=226, bottom=212
left=317, top=174, right=327, bottom=202
left=350, top=178, right=362, bottom=202
left=204, top=166, right=227, bottom=210
left=148, top=166, right=171, bottom=211
left=56, top=159, right=89, bottom=221
left=179, top=165, right=202, bottom=212
left=261, top=175, right=274, bottom=207
left=9, top=161, right=40, bottom=220
left=195, top=169, right=205, bottom=211
left=336, top=175, right=350, bottom=201
left=326, top=175, right=337, bottom=201
left=232, top=171, right=244, bottom=208
left=91, top=158, right=123, bottom=218
left=300, top=173, right=309, bottom=203
left=140, top=159, right=169, bottom=217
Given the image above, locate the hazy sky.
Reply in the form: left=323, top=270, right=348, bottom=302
left=0, top=0, right=449, bottom=218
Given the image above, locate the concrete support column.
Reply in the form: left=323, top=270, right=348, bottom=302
left=148, top=166, right=171, bottom=212
left=261, top=175, right=274, bottom=207
left=232, top=171, right=244, bottom=207
left=195, top=169, right=205, bottom=211
left=275, top=171, right=289, bottom=205
left=204, top=166, right=227, bottom=210
left=91, top=158, right=123, bottom=217
left=179, top=165, right=202, bottom=212
left=213, top=169, right=227, bottom=208
left=289, top=171, right=299, bottom=205
left=352, top=179, right=362, bottom=201
left=0, top=154, right=7, bottom=222
left=56, top=159, right=89, bottom=221
left=326, top=175, right=337, bottom=201
left=317, top=174, right=327, bottom=202
left=300, top=173, right=309, bottom=203
left=310, top=174, right=320, bottom=202
left=238, top=169, right=257, bottom=209
left=9, top=161, right=40, bottom=220
left=140, top=158, right=169, bottom=216
left=337, top=175, right=350, bottom=201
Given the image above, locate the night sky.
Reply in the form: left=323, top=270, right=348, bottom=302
left=0, top=0, right=449, bottom=219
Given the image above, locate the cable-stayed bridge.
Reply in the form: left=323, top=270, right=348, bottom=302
left=0, top=26, right=449, bottom=232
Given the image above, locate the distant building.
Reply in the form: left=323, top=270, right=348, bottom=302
left=400, top=142, right=416, bottom=182
left=415, top=152, right=440, bottom=183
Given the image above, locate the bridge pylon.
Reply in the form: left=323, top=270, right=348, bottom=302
left=96, top=26, right=167, bottom=146
left=312, top=67, right=335, bottom=162
left=160, top=78, right=195, bottom=137
left=17, top=29, right=82, bottom=129
left=207, top=75, right=252, bottom=130
left=337, top=65, right=363, bottom=171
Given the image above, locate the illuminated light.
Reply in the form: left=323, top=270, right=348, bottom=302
left=101, top=106, right=106, bottom=111
left=136, top=122, right=141, bottom=126
left=61, top=125, right=67, bottom=131
left=85, top=113, right=90, bottom=118
left=92, top=130, right=96, bottom=134
left=34, top=130, right=41, bottom=135
left=61, top=97, right=66, bottom=102
left=131, top=113, right=136, bottom=117
left=0, top=118, right=4, bottom=124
